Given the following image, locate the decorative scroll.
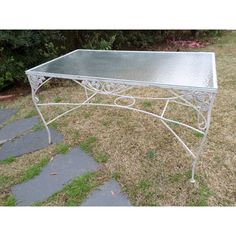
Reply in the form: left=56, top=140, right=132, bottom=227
left=81, top=80, right=131, bottom=94
left=180, top=90, right=213, bottom=112
left=27, top=75, right=47, bottom=103
left=28, top=75, right=47, bottom=91
left=177, top=90, right=215, bottom=131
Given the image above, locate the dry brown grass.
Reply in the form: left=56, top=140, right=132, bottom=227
left=0, top=32, right=235, bottom=206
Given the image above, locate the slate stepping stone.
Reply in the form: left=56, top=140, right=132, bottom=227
left=11, top=147, right=99, bottom=206
left=0, top=128, right=63, bottom=160
left=0, top=109, right=17, bottom=125
left=0, top=116, right=38, bottom=143
left=81, top=179, right=131, bottom=206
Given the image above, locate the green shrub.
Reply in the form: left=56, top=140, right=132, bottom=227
left=0, top=30, right=64, bottom=90
left=61, top=30, right=223, bottom=51
left=0, top=30, right=222, bottom=91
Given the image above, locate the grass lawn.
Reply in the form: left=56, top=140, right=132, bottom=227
left=0, top=31, right=235, bottom=206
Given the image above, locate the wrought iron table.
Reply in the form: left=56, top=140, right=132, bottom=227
left=26, top=49, right=217, bottom=183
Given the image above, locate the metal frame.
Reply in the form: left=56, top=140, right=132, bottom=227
left=26, top=73, right=217, bottom=183
left=26, top=50, right=218, bottom=93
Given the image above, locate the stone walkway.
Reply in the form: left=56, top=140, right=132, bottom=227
left=0, top=109, right=17, bottom=124
left=12, top=147, right=99, bottom=206
left=81, top=179, right=131, bottom=206
left=0, top=109, right=131, bottom=206
left=0, top=128, right=63, bottom=160
left=0, top=116, right=38, bottom=144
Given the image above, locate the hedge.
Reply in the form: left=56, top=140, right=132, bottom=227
left=0, top=30, right=222, bottom=91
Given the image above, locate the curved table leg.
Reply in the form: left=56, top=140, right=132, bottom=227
left=171, top=90, right=216, bottom=183
left=28, top=75, right=52, bottom=144
left=33, top=97, right=52, bottom=144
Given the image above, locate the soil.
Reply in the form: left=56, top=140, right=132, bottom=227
left=0, top=83, right=31, bottom=102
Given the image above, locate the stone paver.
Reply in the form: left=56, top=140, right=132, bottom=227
left=11, top=147, right=99, bottom=206
left=0, top=128, right=63, bottom=160
left=0, top=116, right=38, bottom=143
left=0, top=109, right=17, bottom=125
left=81, top=179, right=131, bottom=206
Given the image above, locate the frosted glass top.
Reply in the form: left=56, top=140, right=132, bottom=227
left=27, top=49, right=217, bottom=92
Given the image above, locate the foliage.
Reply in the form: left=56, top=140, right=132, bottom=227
left=63, top=30, right=158, bottom=50
left=55, top=143, right=70, bottom=154
left=62, top=30, right=223, bottom=51
left=0, top=30, right=223, bottom=91
left=20, top=157, right=50, bottom=182
left=94, top=153, right=108, bottom=163
left=145, top=150, right=156, bottom=159
left=79, top=136, right=97, bottom=153
left=0, top=156, right=16, bottom=164
left=4, top=195, right=17, bottom=206
left=0, top=30, right=64, bottom=90
left=35, top=172, right=97, bottom=206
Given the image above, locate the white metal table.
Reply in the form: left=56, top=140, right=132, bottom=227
left=26, top=49, right=217, bottom=183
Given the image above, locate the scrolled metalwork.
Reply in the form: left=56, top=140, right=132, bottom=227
left=180, top=90, right=213, bottom=112
left=28, top=75, right=47, bottom=92
left=28, top=75, right=48, bottom=103
left=81, top=80, right=130, bottom=94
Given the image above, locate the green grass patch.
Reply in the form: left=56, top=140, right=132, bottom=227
left=53, top=96, right=62, bottom=103
left=135, top=180, right=157, bottom=205
left=94, top=153, right=108, bottom=163
left=169, top=170, right=192, bottom=183
left=44, top=82, right=51, bottom=89
left=32, top=201, right=43, bottom=206
left=72, top=130, right=81, bottom=141
left=20, top=157, right=50, bottom=182
left=83, top=112, right=91, bottom=118
left=92, top=96, right=103, bottom=104
left=168, top=123, right=180, bottom=128
left=49, top=122, right=58, bottom=130
left=214, top=155, right=221, bottom=163
left=102, top=121, right=110, bottom=127
left=145, top=150, right=156, bottom=159
left=138, top=180, right=152, bottom=192
left=4, top=195, right=17, bottom=206
left=56, top=143, right=70, bottom=154
left=24, top=110, right=37, bottom=118
left=169, top=172, right=183, bottom=183
left=0, top=156, right=16, bottom=164
left=72, top=131, right=81, bottom=143
left=193, top=131, right=204, bottom=138
left=33, top=122, right=44, bottom=131
left=168, top=170, right=211, bottom=206
left=184, top=172, right=211, bottom=206
left=187, top=182, right=211, bottom=207
left=74, top=131, right=80, bottom=138
left=37, top=172, right=98, bottom=206
left=34, top=122, right=58, bottom=131
left=80, top=136, right=97, bottom=153
left=112, top=172, right=121, bottom=181
left=0, top=176, right=13, bottom=191
left=195, top=184, right=211, bottom=206
left=143, top=100, right=152, bottom=108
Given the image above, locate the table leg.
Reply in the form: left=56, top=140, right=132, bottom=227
left=33, top=97, right=52, bottom=144
left=27, top=75, right=53, bottom=144
left=169, top=90, right=216, bottom=183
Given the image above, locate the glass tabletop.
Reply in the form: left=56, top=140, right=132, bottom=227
left=26, top=49, right=217, bottom=92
